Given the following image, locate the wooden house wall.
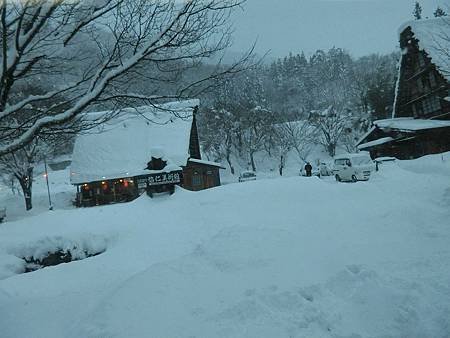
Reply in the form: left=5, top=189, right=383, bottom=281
left=367, top=127, right=450, bottom=160
left=182, top=163, right=221, bottom=191
left=395, top=27, right=450, bottom=120
left=76, top=178, right=138, bottom=207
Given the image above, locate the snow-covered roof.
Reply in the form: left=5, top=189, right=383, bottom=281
left=70, top=100, right=199, bottom=184
left=374, top=117, right=450, bottom=132
left=374, top=156, right=396, bottom=162
left=357, top=137, right=394, bottom=150
left=399, top=17, right=450, bottom=80
left=334, top=152, right=371, bottom=160
left=188, top=158, right=225, bottom=169
left=355, top=126, right=376, bottom=147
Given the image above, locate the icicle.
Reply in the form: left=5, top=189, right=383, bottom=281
left=391, top=52, right=404, bottom=119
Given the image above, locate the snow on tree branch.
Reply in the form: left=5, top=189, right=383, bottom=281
left=0, top=0, right=248, bottom=156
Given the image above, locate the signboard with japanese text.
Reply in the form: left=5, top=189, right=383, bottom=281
left=137, top=171, right=182, bottom=188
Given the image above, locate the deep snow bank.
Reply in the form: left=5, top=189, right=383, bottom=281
left=0, top=155, right=450, bottom=338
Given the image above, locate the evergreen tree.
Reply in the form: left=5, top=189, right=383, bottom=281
left=413, top=2, right=422, bottom=20
left=433, top=6, right=447, bottom=17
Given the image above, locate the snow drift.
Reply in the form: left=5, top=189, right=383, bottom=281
left=0, top=153, right=450, bottom=337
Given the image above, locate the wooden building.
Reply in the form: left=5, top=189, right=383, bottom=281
left=357, top=18, right=450, bottom=159
left=70, top=100, right=224, bottom=207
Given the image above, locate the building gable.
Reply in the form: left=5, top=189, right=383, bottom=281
left=394, top=18, right=450, bottom=120
left=188, top=108, right=201, bottom=160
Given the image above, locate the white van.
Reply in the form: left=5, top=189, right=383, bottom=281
left=333, top=153, right=375, bottom=182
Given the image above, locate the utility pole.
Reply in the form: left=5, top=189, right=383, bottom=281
left=43, top=157, right=53, bottom=210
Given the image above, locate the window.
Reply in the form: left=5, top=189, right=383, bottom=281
left=412, top=104, right=417, bottom=117
left=416, top=78, right=423, bottom=92
left=422, top=77, right=431, bottom=92
left=192, top=173, right=203, bottom=186
left=414, top=102, right=424, bottom=116
left=429, top=72, right=436, bottom=88
left=421, top=96, right=441, bottom=114
left=335, top=159, right=349, bottom=166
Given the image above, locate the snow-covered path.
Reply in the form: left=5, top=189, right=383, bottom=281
left=0, top=155, right=449, bottom=337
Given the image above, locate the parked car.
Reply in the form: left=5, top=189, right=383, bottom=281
left=238, top=171, right=257, bottom=182
left=0, top=207, right=6, bottom=223
left=319, top=162, right=333, bottom=176
left=333, top=153, right=376, bottom=182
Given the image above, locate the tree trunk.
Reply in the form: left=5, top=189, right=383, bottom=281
left=225, top=151, right=235, bottom=175
left=249, top=152, right=256, bottom=172
left=17, top=167, right=33, bottom=211
left=279, top=155, right=284, bottom=176
left=327, top=143, right=336, bottom=157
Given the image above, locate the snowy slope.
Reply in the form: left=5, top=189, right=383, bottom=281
left=0, top=168, right=75, bottom=222
left=1, top=154, right=450, bottom=337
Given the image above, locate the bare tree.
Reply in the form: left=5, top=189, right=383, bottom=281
left=310, top=106, right=350, bottom=157
left=0, top=172, right=20, bottom=195
left=279, top=119, right=316, bottom=163
left=0, top=138, right=51, bottom=210
left=200, top=107, right=237, bottom=174
left=272, top=126, right=290, bottom=176
left=0, top=0, right=249, bottom=156
left=240, top=106, right=273, bottom=172
left=429, top=15, right=450, bottom=79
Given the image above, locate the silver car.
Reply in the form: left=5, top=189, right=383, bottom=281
left=238, top=171, right=257, bottom=182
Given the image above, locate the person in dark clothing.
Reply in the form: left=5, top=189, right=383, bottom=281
left=304, top=162, right=312, bottom=177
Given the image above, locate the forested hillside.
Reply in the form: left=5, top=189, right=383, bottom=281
left=198, top=49, right=398, bottom=171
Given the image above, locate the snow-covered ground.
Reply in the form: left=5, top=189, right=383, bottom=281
left=0, top=167, right=76, bottom=222
left=0, top=153, right=450, bottom=337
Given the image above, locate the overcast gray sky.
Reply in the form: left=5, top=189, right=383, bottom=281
left=230, top=0, right=449, bottom=58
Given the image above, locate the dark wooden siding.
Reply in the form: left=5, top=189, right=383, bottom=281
left=182, top=162, right=221, bottom=191
left=367, top=127, right=450, bottom=160
left=395, top=27, right=450, bottom=120
left=189, top=107, right=202, bottom=160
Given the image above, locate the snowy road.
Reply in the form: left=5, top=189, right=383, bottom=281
left=0, top=154, right=450, bottom=337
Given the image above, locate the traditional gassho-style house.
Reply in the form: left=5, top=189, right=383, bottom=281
left=70, top=100, right=224, bottom=207
left=357, top=17, right=450, bottom=159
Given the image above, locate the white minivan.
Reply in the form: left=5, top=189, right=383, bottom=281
left=333, top=153, right=376, bottom=182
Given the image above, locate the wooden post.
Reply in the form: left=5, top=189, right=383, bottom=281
left=76, top=185, right=80, bottom=207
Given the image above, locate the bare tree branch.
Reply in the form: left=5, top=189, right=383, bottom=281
left=0, top=0, right=249, bottom=156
